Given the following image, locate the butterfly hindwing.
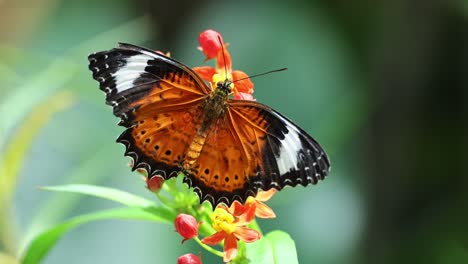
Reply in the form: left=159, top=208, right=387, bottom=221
left=183, top=115, right=256, bottom=205
left=118, top=105, right=203, bottom=179
left=183, top=100, right=330, bottom=206
left=228, top=100, right=330, bottom=192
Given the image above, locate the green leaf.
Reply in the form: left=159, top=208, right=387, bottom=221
left=41, top=184, right=156, bottom=208
left=245, top=230, right=298, bottom=264
left=245, top=236, right=274, bottom=264
left=37, top=184, right=177, bottom=230
left=21, top=208, right=166, bottom=264
left=265, top=230, right=298, bottom=264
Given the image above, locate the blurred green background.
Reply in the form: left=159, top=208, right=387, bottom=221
left=1, top=0, right=467, bottom=263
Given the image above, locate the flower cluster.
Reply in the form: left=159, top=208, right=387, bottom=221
left=175, top=189, right=276, bottom=263
left=193, top=29, right=255, bottom=101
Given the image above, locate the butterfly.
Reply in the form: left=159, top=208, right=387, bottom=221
left=88, top=43, right=330, bottom=207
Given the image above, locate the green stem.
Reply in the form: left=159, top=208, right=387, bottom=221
left=193, top=236, right=223, bottom=258
left=197, top=220, right=217, bottom=238
left=155, top=191, right=175, bottom=207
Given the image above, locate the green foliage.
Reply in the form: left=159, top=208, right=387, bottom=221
left=41, top=184, right=157, bottom=209
left=245, top=230, right=298, bottom=264
left=22, top=208, right=167, bottom=264
left=19, top=181, right=301, bottom=263
left=0, top=13, right=153, bottom=263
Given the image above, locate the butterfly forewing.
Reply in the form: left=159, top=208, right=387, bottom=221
left=88, top=43, right=210, bottom=120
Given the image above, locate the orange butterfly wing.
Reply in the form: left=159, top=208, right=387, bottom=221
left=89, top=43, right=209, bottom=178
left=183, top=114, right=255, bottom=205
left=184, top=100, right=330, bottom=205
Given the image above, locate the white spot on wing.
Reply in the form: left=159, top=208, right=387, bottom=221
left=112, top=54, right=152, bottom=93
left=276, top=124, right=302, bottom=176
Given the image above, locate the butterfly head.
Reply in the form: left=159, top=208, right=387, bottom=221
left=212, top=72, right=234, bottom=95
left=216, top=79, right=234, bottom=95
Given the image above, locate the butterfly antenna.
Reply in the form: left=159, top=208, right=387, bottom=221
left=233, top=68, right=288, bottom=83
left=218, top=36, right=229, bottom=81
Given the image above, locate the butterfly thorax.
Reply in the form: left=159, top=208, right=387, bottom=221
left=201, top=80, right=232, bottom=127
left=184, top=80, right=232, bottom=169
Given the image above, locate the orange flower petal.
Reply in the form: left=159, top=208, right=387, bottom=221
left=235, top=202, right=256, bottom=225
left=254, top=201, right=276, bottom=219
left=255, top=189, right=276, bottom=202
left=223, top=234, right=238, bottom=262
left=233, top=226, right=261, bottom=243
left=232, top=70, right=254, bottom=94
left=201, top=231, right=226, bottom=245
left=192, top=66, right=216, bottom=82
left=228, top=200, right=245, bottom=216
left=216, top=47, right=232, bottom=72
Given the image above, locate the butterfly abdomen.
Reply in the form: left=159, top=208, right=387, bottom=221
left=185, top=133, right=207, bottom=167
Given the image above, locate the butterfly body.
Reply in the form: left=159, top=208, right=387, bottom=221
left=88, top=43, right=330, bottom=207
left=185, top=82, right=230, bottom=167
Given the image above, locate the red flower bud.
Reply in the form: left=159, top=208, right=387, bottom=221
left=198, top=29, right=224, bottom=60
left=177, top=253, right=202, bottom=264
left=146, top=175, right=164, bottom=192
left=175, top=213, right=199, bottom=243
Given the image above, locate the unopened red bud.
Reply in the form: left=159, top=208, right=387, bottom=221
left=146, top=175, right=164, bottom=192
left=198, top=29, right=223, bottom=59
left=177, top=253, right=202, bottom=264
left=175, top=214, right=199, bottom=243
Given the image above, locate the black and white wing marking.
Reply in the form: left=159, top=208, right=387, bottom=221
left=228, top=100, right=331, bottom=192
left=88, top=43, right=209, bottom=118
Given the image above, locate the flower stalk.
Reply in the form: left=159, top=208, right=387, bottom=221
left=141, top=29, right=278, bottom=263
